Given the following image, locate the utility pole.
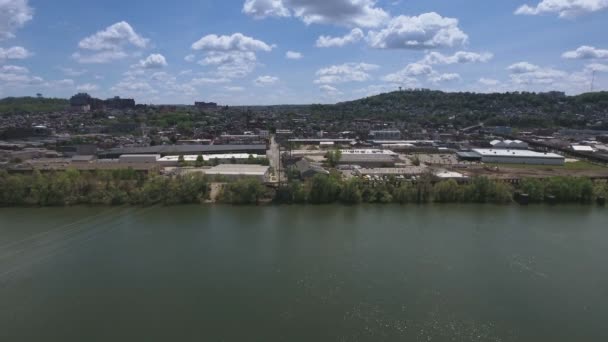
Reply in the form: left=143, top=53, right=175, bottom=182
left=591, top=70, right=596, bottom=92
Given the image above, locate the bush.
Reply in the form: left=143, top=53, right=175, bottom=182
left=219, top=178, right=268, bottom=205
left=308, top=174, right=341, bottom=204
left=433, top=179, right=463, bottom=203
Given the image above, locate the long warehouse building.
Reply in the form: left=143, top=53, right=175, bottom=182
left=471, top=149, right=565, bottom=165
left=100, top=144, right=268, bottom=158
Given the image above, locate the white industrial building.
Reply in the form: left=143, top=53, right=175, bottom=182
left=490, top=139, right=529, bottom=149
left=571, top=145, right=595, bottom=153
left=339, top=150, right=398, bottom=167
left=201, top=164, right=270, bottom=182
left=340, top=149, right=397, bottom=156
left=472, top=149, right=565, bottom=165
left=157, top=154, right=266, bottom=166
left=434, top=170, right=467, bottom=179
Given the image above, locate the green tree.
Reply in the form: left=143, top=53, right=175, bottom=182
left=309, top=174, right=341, bottom=204
left=414, top=174, right=434, bottom=204
left=326, top=149, right=343, bottom=167
left=520, top=178, right=545, bottom=203
left=433, top=179, right=462, bottom=203
left=220, top=178, right=268, bottom=205
left=464, top=177, right=512, bottom=204
left=195, top=154, right=204, bottom=167
left=393, top=182, right=416, bottom=204
left=340, top=178, right=362, bottom=204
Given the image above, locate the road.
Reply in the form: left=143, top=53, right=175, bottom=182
left=267, top=135, right=285, bottom=183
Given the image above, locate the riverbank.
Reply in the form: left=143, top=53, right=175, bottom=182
left=2, top=169, right=607, bottom=207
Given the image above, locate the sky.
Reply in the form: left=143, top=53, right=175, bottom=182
left=0, top=0, right=607, bottom=105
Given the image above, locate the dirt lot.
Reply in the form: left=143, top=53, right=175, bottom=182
left=416, top=153, right=460, bottom=165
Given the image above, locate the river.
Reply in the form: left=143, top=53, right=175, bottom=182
left=0, top=205, right=606, bottom=341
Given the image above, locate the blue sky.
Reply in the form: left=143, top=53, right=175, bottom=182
left=1, top=0, right=607, bottom=105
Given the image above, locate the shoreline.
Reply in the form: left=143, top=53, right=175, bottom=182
left=1, top=200, right=606, bottom=209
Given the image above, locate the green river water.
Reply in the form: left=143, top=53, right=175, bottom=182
left=0, top=205, right=606, bottom=341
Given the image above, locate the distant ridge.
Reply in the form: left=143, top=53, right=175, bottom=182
left=306, top=90, right=608, bottom=126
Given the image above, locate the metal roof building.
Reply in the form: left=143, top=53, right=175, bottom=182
left=100, top=144, right=268, bottom=158
left=490, top=139, right=529, bottom=149
left=288, top=138, right=355, bottom=145
left=199, top=164, right=270, bottom=182
left=472, top=149, right=565, bottom=165
left=356, top=167, right=427, bottom=177
left=571, top=145, right=595, bottom=153
left=158, top=154, right=266, bottom=166
left=456, top=151, right=483, bottom=162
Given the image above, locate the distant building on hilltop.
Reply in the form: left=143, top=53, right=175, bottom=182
left=105, top=96, right=135, bottom=110
left=69, top=93, right=135, bottom=111
left=195, top=101, right=218, bottom=109
left=69, top=93, right=92, bottom=112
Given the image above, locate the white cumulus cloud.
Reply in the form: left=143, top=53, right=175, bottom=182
left=508, top=62, right=567, bottom=85
left=0, top=46, right=30, bottom=60
left=134, top=54, right=168, bottom=69
left=319, top=84, right=343, bottom=97
left=421, top=51, right=493, bottom=65
left=72, top=50, right=129, bottom=64
left=198, top=51, right=258, bottom=79
left=111, top=79, right=157, bottom=94
left=74, top=21, right=149, bottom=64
left=314, top=62, right=379, bottom=84
left=428, top=72, right=460, bottom=84
left=242, top=0, right=389, bottom=28
left=382, top=62, right=433, bottom=83
left=191, top=33, right=273, bottom=79
left=316, top=28, right=364, bottom=48
left=286, top=50, right=303, bottom=59
left=367, top=12, right=468, bottom=49
left=515, top=0, right=608, bottom=18
left=77, top=83, right=99, bottom=92
left=562, top=45, right=608, bottom=59
left=585, top=63, right=608, bottom=72
left=0, top=65, right=44, bottom=86
left=190, top=77, right=231, bottom=85
left=192, top=33, right=273, bottom=52
left=78, top=21, right=148, bottom=51
left=0, top=0, right=33, bottom=41
left=1, top=64, right=28, bottom=74
left=254, top=75, right=279, bottom=86
left=243, top=0, right=290, bottom=18
left=508, top=62, right=541, bottom=74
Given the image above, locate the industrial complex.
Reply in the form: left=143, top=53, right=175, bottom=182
left=3, top=92, right=608, bottom=205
